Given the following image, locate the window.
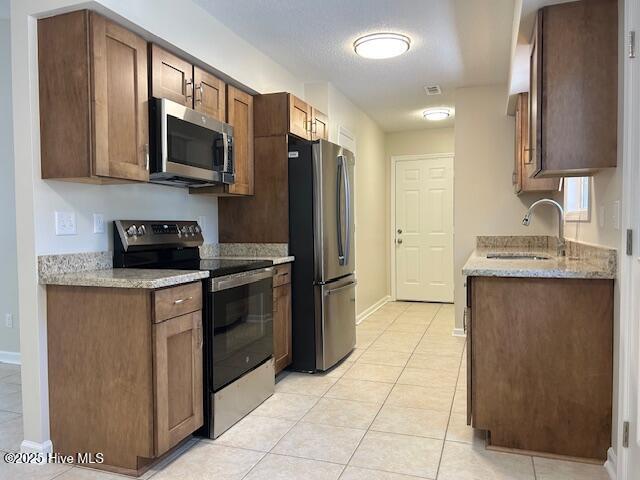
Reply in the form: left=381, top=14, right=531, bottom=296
left=564, top=177, right=591, bottom=222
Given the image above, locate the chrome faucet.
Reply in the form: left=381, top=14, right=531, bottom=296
left=522, top=199, right=566, bottom=257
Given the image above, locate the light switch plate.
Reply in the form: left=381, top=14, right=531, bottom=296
left=93, top=213, right=105, bottom=234
left=613, top=200, right=621, bottom=230
left=5, top=313, right=13, bottom=328
left=599, top=205, right=606, bottom=229
left=55, top=211, right=77, bottom=236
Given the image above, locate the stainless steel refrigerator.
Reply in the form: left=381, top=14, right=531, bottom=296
left=288, top=139, right=356, bottom=372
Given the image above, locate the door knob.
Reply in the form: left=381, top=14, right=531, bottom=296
left=397, top=229, right=403, bottom=234
left=397, top=238, right=403, bottom=244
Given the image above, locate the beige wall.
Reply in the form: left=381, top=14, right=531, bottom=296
left=306, top=83, right=389, bottom=316
left=385, top=128, right=455, bottom=159
left=0, top=17, right=19, bottom=356
left=453, top=85, right=557, bottom=330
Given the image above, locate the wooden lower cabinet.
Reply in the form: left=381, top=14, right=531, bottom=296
left=153, top=311, right=203, bottom=456
left=46, top=283, right=204, bottom=476
left=273, top=264, right=292, bottom=374
left=467, top=276, right=613, bottom=461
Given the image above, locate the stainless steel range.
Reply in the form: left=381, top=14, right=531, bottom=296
left=113, top=220, right=275, bottom=438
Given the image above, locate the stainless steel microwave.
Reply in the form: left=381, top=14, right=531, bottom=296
left=149, top=97, right=235, bottom=188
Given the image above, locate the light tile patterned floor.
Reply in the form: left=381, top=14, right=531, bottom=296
left=0, top=302, right=610, bottom=479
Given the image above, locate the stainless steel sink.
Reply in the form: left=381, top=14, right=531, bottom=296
left=486, top=253, right=552, bottom=261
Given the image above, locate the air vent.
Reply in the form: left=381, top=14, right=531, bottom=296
left=424, top=85, right=442, bottom=96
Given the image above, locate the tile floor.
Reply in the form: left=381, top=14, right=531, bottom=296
left=0, top=302, right=610, bottom=479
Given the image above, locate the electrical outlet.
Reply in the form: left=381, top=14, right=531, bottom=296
left=5, top=313, right=13, bottom=328
left=93, top=213, right=105, bottom=234
left=55, top=211, right=77, bottom=236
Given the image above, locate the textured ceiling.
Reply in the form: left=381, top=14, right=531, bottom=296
left=194, top=0, right=515, bottom=131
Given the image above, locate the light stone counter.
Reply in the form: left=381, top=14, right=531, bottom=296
left=462, top=236, right=616, bottom=280
left=40, top=268, right=209, bottom=289
left=205, top=255, right=295, bottom=265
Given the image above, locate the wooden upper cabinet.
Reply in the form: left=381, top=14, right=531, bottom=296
left=194, top=67, right=226, bottom=121
left=150, top=45, right=194, bottom=107
left=150, top=46, right=226, bottom=122
left=515, top=93, right=558, bottom=194
left=311, top=108, right=329, bottom=141
left=226, top=86, right=254, bottom=195
left=529, top=0, right=617, bottom=178
left=153, top=311, right=203, bottom=456
left=289, top=94, right=313, bottom=140
left=38, top=10, right=149, bottom=183
left=253, top=92, right=329, bottom=141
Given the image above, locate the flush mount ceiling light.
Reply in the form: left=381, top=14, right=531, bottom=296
left=353, top=33, right=411, bottom=59
left=423, top=108, right=451, bottom=121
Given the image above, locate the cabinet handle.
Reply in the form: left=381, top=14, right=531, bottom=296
left=312, top=120, right=317, bottom=134
left=195, top=83, right=203, bottom=103
left=144, top=144, right=149, bottom=171
left=185, top=79, right=193, bottom=100
left=173, top=296, right=193, bottom=305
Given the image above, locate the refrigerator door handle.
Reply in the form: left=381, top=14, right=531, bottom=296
left=336, top=155, right=346, bottom=265
left=344, top=157, right=352, bottom=266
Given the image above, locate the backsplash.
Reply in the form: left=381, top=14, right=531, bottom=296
left=38, top=251, right=113, bottom=280
left=218, top=243, right=289, bottom=257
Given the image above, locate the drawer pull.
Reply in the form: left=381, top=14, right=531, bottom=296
left=173, top=296, right=193, bottom=305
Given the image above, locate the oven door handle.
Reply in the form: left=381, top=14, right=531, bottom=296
left=211, top=267, right=275, bottom=292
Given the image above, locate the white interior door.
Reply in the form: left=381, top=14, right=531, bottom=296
left=395, top=156, right=454, bottom=302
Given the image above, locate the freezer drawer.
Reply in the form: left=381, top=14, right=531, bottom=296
left=315, top=275, right=357, bottom=371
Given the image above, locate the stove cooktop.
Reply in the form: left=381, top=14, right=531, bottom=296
left=199, top=258, right=273, bottom=278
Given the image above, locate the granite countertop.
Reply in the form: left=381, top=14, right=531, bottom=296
left=204, top=255, right=295, bottom=265
left=462, top=237, right=616, bottom=280
left=40, top=268, right=210, bottom=289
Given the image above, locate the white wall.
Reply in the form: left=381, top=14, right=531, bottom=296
left=12, top=0, right=389, bottom=449
left=0, top=14, right=20, bottom=356
left=454, top=85, right=557, bottom=330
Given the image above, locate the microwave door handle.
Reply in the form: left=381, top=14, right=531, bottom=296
left=222, top=132, right=229, bottom=173
left=336, top=156, right=345, bottom=265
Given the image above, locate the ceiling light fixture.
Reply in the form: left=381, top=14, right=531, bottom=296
left=423, top=108, right=451, bottom=121
left=353, top=33, right=411, bottom=59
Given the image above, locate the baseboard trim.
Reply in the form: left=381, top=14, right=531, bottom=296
left=356, top=296, right=391, bottom=325
left=604, top=447, right=616, bottom=480
left=452, top=327, right=467, bottom=338
left=0, top=350, right=21, bottom=365
left=21, top=439, right=53, bottom=459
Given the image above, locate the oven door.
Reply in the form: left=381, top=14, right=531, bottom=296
left=151, top=97, right=234, bottom=184
left=209, top=268, right=274, bottom=391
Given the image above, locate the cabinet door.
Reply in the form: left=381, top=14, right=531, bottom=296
left=90, top=13, right=149, bottom=182
left=194, top=67, right=226, bottom=121
left=518, top=93, right=559, bottom=193
left=273, top=284, right=292, bottom=374
left=288, top=94, right=312, bottom=140
left=227, top=86, right=254, bottom=195
left=528, top=14, right=542, bottom=179
left=153, top=311, right=203, bottom=456
left=311, top=108, right=329, bottom=141
left=150, top=44, right=194, bottom=107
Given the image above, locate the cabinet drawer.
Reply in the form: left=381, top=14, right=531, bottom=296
left=154, top=282, right=202, bottom=323
left=273, top=264, right=291, bottom=287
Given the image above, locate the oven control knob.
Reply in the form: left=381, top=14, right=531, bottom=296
left=137, top=225, right=146, bottom=236
left=126, top=225, right=137, bottom=237
left=181, top=226, right=188, bottom=234
left=194, top=225, right=201, bottom=234
left=188, top=225, right=195, bottom=235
